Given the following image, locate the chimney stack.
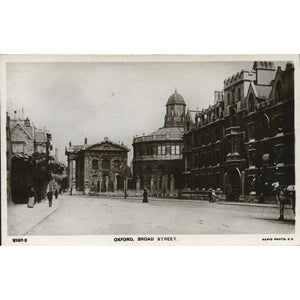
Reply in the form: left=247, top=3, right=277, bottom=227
left=14, top=110, right=17, bottom=119
left=84, top=137, right=87, bottom=145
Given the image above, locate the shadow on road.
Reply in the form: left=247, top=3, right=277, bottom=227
left=254, top=217, right=295, bottom=225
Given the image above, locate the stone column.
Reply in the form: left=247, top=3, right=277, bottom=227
left=73, top=160, right=77, bottom=192
left=99, top=172, right=102, bottom=192
left=241, top=171, right=245, bottom=201
left=105, top=176, right=109, bottom=194
left=124, top=177, right=128, bottom=198
left=68, top=159, right=73, bottom=195
left=165, top=175, right=169, bottom=196
left=84, top=179, right=90, bottom=195
left=84, top=156, right=89, bottom=189
left=136, top=176, right=140, bottom=196
left=73, top=160, right=76, bottom=183
left=170, top=174, right=175, bottom=197
left=113, top=174, right=118, bottom=192
left=72, top=179, right=76, bottom=195
left=150, top=176, right=154, bottom=195
left=157, top=176, right=161, bottom=196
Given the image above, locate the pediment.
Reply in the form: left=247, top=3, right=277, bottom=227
left=86, top=141, right=129, bottom=152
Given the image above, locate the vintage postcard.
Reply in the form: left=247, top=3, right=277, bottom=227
left=1, top=54, right=299, bottom=245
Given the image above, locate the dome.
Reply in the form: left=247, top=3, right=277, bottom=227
left=167, top=88, right=186, bottom=105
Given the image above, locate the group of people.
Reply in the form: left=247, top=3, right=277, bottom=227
left=272, top=182, right=295, bottom=220
left=208, top=189, right=217, bottom=203
left=27, top=184, right=59, bottom=208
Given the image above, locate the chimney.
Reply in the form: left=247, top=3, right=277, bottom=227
left=14, top=110, right=17, bottom=119
left=84, top=137, right=87, bottom=145
left=24, top=117, right=30, bottom=127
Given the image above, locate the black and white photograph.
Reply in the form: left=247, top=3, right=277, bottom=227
left=1, top=55, right=299, bottom=245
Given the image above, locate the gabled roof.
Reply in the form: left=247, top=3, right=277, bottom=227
left=254, top=85, right=272, bottom=100
left=11, top=122, right=33, bottom=140
left=248, top=82, right=272, bottom=100
left=268, top=67, right=285, bottom=100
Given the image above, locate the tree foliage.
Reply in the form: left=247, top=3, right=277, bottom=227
left=11, top=152, right=65, bottom=202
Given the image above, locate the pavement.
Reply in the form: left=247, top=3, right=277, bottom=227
left=7, top=197, right=60, bottom=236
left=22, top=194, right=295, bottom=235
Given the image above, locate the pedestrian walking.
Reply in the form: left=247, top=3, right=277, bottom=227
left=208, top=188, right=212, bottom=202
left=212, top=189, right=216, bottom=203
left=143, top=188, right=148, bottom=203
left=54, top=189, right=59, bottom=199
left=47, top=190, right=53, bottom=207
left=27, top=187, right=35, bottom=208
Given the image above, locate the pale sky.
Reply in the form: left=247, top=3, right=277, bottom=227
left=7, top=61, right=287, bottom=164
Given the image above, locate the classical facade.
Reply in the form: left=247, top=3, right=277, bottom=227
left=9, top=111, right=52, bottom=156
left=65, top=137, right=130, bottom=195
left=132, top=89, right=186, bottom=196
left=183, top=61, right=295, bottom=202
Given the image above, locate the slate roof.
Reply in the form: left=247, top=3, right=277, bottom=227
left=251, top=83, right=272, bottom=100
left=149, top=126, right=184, bottom=136
left=10, top=120, right=34, bottom=139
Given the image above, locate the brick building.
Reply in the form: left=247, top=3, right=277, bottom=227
left=182, top=61, right=295, bottom=202
left=65, top=137, right=130, bottom=195
left=132, top=89, right=186, bottom=196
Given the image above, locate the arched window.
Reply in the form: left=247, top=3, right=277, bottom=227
left=237, top=88, right=241, bottom=102
left=275, top=81, right=283, bottom=102
left=229, top=107, right=237, bottom=126
left=249, top=93, right=255, bottom=112
left=232, top=89, right=235, bottom=105
left=92, top=159, right=98, bottom=169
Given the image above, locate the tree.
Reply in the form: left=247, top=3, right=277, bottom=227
left=11, top=152, right=65, bottom=203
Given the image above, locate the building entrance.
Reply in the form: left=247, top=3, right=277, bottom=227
left=226, top=167, right=241, bottom=201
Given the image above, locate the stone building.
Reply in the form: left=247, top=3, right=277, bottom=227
left=132, top=89, right=186, bottom=196
left=182, top=61, right=295, bottom=202
left=9, top=111, right=52, bottom=155
left=65, top=137, right=130, bottom=195
left=183, top=91, right=225, bottom=195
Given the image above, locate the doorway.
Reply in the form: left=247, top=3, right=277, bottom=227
left=226, top=167, right=241, bottom=201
